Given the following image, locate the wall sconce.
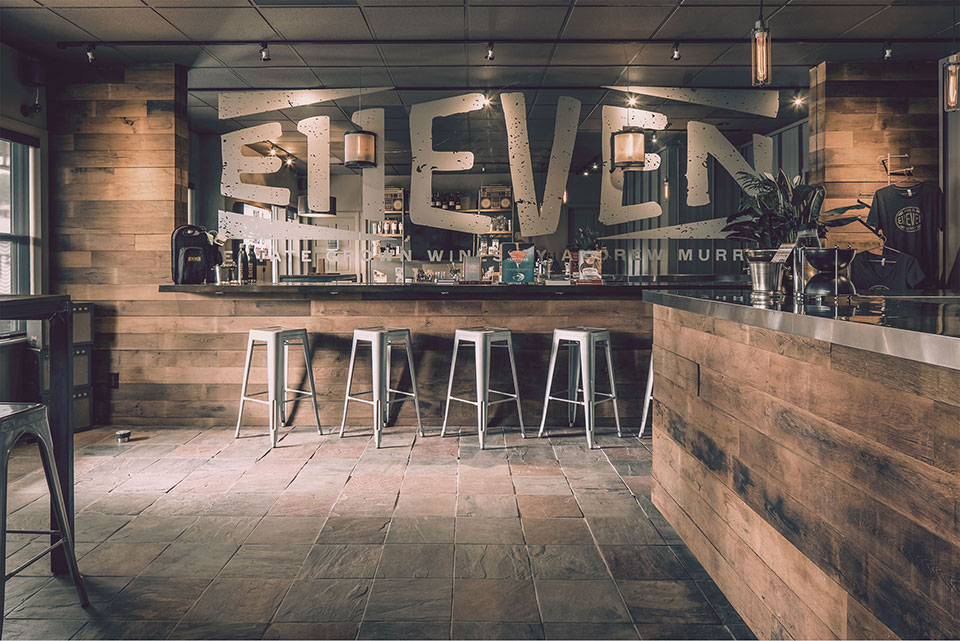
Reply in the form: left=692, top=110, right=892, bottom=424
left=343, top=130, right=377, bottom=169
left=751, top=19, right=771, bottom=86
left=298, top=195, right=337, bottom=218
left=611, top=127, right=646, bottom=171
left=946, top=54, right=960, bottom=112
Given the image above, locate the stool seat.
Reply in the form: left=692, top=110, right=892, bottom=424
left=442, top=327, right=524, bottom=449
left=235, top=327, right=322, bottom=447
left=341, top=327, right=424, bottom=448
left=538, top=327, right=621, bottom=449
left=0, top=403, right=89, bottom=633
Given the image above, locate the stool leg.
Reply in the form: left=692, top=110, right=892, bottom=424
left=301, top=334, right=323, bottom=435
left=372, top=335, right=387, bottom=449
left=1, top=432, right=11, bottom=629
left=538, top=332, right=560, bottom=438
left=33, top=426, right=88, bottom=607
left=506, top=336, right=525, bottom=438
left=604, top=340, right=622, bottom=438
left=384, top=343, right=392, bottom=428
left=279, top=340, right=290, bottom=427
left=476, top=339, right=490, bottom=450
left=580, top=338, right=595, bottom=449
left=235, top=335, right=255, bottom=438
left=267, top=335, right=281, bottom=448
left=340, top=335, right=358, bottom=437
left=639, top=354, right=654, bottom=439
left=441, top=337, right=460, bottom=438
left=568, top=341, right=580, bottom=428
left=404, top=338, right=425, bottom=437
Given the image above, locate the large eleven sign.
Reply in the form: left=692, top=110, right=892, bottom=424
left=218, top=86, right=779, bottom=243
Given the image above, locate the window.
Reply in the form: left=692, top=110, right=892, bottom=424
left=0, top=135, right=36, bottom=339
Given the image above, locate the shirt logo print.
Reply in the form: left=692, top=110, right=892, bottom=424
left=895, top=206, right=922, bottom=233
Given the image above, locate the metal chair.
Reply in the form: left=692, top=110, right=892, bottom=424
left=236, top=327, right=322, bottom=448
left=0, top=403, right=88, bottom=632
left=538, top=327, right=622, bottom=449
left=340, top=327, right=424, bottom=448
left=440, top=327, right=525, bottom=449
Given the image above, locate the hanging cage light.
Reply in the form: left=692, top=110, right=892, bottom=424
left=751, top=0, right=771, bottom=87
left=611, top=126, right=646, bottom=171
left=343, top=130, right=377, bottom=169
left=947, top=54, right=960, bottom=112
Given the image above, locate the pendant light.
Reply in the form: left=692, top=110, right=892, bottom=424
left=343, top=129, right=377, bottom=168
left=611, top=126, right=646, bottom=171
left=751, top=0, right=771, bottom=86
left=947, top=0, right=960, bottom=112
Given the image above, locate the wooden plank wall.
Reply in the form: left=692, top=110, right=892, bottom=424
left=47, top=63, right=189, bottom=422
left=809, top=61, right=939, bottom=251
left=650, top=305, right=959, bottom=640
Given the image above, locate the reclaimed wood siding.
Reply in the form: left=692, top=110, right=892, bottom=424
left=809, top=61, right=939, bottom=251
left=650, top=304, right=960, bottom=640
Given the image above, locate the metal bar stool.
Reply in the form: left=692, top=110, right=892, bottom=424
left=1, top=403, right=88, bottom=632
left=639, top=355, right=653, bottom=439
left=440, top=327, right=525, bottom=450
left=537, top=327, right=622, bottom=449
left=340, top=327, right=424, bottom=448
left=235, top=327, right=322, bottom=448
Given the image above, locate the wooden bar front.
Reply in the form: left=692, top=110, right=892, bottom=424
left=650, top=304, right=959, bottom=640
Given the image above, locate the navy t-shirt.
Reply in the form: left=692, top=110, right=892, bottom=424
left=867, top=183, right=943, bottom=287
left=850, top=250, right=926, bottom=293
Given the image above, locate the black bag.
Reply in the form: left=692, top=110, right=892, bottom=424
left=171, top=225, right=217, bottom=284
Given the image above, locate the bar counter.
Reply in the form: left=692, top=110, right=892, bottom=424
left=131, top=280, right=738, bottom=428
left=643, top=290, right=959, bottom=640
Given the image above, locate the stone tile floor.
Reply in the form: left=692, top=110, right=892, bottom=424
left=3, top=423, right=757, bottom=640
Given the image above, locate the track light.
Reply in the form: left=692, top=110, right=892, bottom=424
left=285, top=156, right=294, bottom=167
left=671, top=42, right=681, bottom=61
left=260, top=42, right=270, bottom=62
left=86, top=45, right=95, bottom=63
left=626, top=95, right=638, bottom=107
left=269, top=146, right=277, bottom=156
left=792, top=93, right=805, bottom=107
left=651, top=133, right=657, bottom=144
left=591, top=163, right=599, bottom=170
left=481, top=96, right=492, bottom=107
left=882, top=41, right=893, bottom=60
left=582, top=170, right=589, bottom=176
left=485, top=42, right=495, bottom=61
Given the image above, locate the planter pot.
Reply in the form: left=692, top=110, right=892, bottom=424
left=745, top=248, right=784, bottom=301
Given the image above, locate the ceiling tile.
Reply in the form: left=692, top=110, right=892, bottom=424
left=379, top=43, right=466, bottom=67
left=655, top=6, right=763, bottom=39
left=631, top=43, right=728, bottom=66
left=845, top=5, right=957, bottom=38
left=294, top=43, right=383, bottom=67
left=466, top=5, right=567, bottom=39
left=468, top=65, right=544, bottom=88
left=0, top=8, right=93, bottom=42
left=541, top=66, right=626, bottom=86
left=551, top=43, right=642, bottom=66
left=52, top=7, right=186, bottom=40
left=465, top=43, right=554, bottom=66
left=118, top=44, right=204, bottom=65
left=767, top=4, right=882, bottom=39
left=363, top=6, right=464, bottom=40
left=154, top=7, right=274, bottom=40
left=259, top=6, right=371, bottom=40
left=562, top=6, right=674, bottom=39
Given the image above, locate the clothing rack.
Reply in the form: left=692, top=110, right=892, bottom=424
left=878, top=153, right=914, bottom=184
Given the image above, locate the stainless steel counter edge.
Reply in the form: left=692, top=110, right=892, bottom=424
left=643, top=290, right=960, bottom=372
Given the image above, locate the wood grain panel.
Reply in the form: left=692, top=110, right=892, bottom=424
left=650, top=305, right=960, bottom=640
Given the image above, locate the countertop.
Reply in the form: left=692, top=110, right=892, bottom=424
left=643, top=289, right=960, bottom=371
left=160, top=276, right=749, bottom=300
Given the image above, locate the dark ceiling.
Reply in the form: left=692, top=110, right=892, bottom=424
left=1, top=0, right=957, bottom=175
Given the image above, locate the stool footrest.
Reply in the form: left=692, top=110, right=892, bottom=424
left=346, top=395, right=376, bottom=406
left=387, top=389, right=416, bottom=398
left=241, top=397, right=270, bottom=405
left=7, top=529, right=59, bottom=535
left=6, top=539, right=64, bottom=580
left=448, top=390, right=517, bottom=407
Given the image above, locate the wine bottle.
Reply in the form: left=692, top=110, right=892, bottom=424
left=448, top=193, right=455, bottom=209
left=455, top=193, right=462, bottom=210
left=239, top=244, right=249, bottom=283
left=247, top=244, right=258, bottom=283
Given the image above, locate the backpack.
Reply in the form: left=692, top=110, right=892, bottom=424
left=171, top=225, right=220, bottom=284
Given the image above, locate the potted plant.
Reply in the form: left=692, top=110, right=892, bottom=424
left=568, top=227, right=603, bottom=281
left=723, top=170, right=825, bottom=297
